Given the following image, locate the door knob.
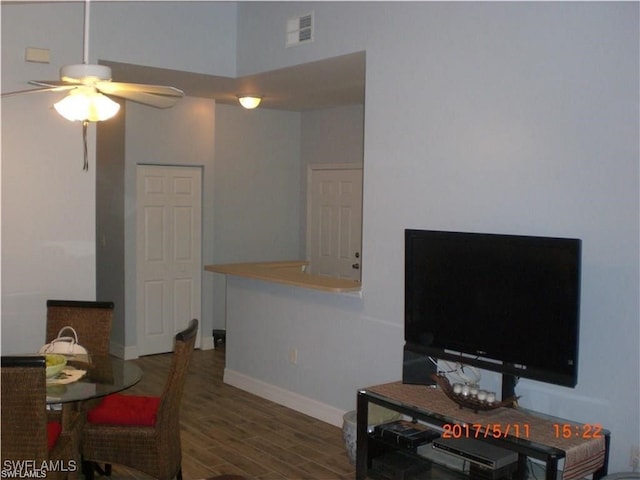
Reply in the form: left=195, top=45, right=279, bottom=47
left=352, top=263, right=360, bottom=270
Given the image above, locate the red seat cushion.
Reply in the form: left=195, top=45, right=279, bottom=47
left=87, top=394, right=161, bottom=426
left=47, top=422, right=62, bottom=451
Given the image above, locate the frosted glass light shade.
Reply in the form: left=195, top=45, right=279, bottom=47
left=54, top=88, right=120, bottom=122
left=238, top=96, right=262, bottom=109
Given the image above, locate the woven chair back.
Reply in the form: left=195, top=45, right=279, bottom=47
left=156, top=318, right=198, bottom=471
left=46, top=300, right=114, bottom=357
left=81, top=319, right=199, bottom=480
left=1, top=356, right=49, bottom=463
left=158, top=319, right=199, bottom=432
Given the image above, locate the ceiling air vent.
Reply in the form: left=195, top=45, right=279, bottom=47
left=286, top=12, right=314, bottom=47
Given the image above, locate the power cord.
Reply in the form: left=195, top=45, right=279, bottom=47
left=439, top=360, right=482, bottom=385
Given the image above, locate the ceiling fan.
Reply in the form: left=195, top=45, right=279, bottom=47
left=2, top=0, right=184, bottom=169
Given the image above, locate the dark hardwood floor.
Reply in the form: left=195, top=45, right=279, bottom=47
left=108, top=345, right=356, bottom=480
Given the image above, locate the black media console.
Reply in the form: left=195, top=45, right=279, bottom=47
left=356, top=382, right=610, bottom=480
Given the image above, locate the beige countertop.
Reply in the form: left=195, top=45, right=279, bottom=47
left=204, top=261, right=361, bottom=293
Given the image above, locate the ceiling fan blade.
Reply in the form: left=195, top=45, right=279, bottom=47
left=96, top=81, right=184, bottom=98
left=30, top=79, right=81, bottom=88
left=102, top=89, right=182, bottom=109
left=1, top=85, right=75, bottom=97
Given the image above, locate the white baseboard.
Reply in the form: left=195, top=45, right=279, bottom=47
left=109, top=334, right=214, bottom=359
left=109, top=342, right=139, bottom=360
left=200, top=335, right=215, bottom=351
left=223, top=368, right=346, bottom=428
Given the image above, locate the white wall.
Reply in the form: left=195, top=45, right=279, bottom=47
left=228, top=2, right=639, bottom=472
left=1, top=93, right=97, bottom=352
left=91, top=2, right=238, bottom=77
left=1, top=2, right=83, bottom=93
left=1, top=2, right=95, bottom=353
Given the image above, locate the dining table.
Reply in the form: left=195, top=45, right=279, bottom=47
left=46, top=354, right=143, bottom=405
left=45, top=354, right=143, bottom=480
left=2, top=353, right=143, bottom=480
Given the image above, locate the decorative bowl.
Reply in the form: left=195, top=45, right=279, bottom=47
left=45, top=354, right=67, bottom=378
left=430, top=374, right=519, bottom=412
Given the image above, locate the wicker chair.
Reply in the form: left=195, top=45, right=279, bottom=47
left=81, top=319, right=199, bottom=480
left=1, top=356, right=75, bottom=480
left=46, top=300, right=114, bottom=357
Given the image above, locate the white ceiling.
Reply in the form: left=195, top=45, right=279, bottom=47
left=103, top=51, right=365, bottom=112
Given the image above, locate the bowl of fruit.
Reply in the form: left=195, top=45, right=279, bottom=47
left=45, top=354, right=67, bottom=378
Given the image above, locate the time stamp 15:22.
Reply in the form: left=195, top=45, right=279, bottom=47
left=441, top=423, right=604, bottom=440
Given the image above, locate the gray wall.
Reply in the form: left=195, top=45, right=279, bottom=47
left=301, top=105, right=364, bottom=167
left=211, top=104, right=365, bottom=331
left=96, top=101, right=126, bottom=348
left=227, top=2, right=639, bottom=471
left=213, top=104, right=303, bottom=264
left=123, top=97, right=216, bottom=356
left=300, top=105, right=365, bottom=252
left=211, top=104, right=303, bottom=331
left=2, top=1, right=637, bottom=472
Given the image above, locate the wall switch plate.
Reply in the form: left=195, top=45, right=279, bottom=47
left=288, top=348, right=298, bottom=365
left=25, top=47, right=50, bottom=63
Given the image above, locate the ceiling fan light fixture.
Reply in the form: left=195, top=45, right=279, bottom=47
left=238, top=95, right=262, bottom=109
left=54, top=88, right=120, bottom=122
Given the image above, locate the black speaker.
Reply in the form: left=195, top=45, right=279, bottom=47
left=402, top=346, right=437, bottom=385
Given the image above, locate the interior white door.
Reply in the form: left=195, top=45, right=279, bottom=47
left=307, top=165, right=363, bottom=281
left=136, top=165, right=202, bottom=356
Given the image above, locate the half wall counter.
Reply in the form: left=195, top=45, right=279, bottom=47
left=204, top=261, right=361, bottom=294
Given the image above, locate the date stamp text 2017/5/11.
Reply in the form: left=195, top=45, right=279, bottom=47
left=442, top=423, right=531, bottom=439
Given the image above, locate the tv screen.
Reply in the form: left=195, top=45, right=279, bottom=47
left=405, top=229, right=581, bottom=388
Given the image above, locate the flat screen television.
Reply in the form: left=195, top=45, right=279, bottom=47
left=404, top=229, right=582, bottom=396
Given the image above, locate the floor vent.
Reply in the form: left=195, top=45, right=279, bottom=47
left=286, top=12, right=314, bottom=47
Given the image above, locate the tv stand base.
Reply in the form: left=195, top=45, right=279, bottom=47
left=356, top=382, right=610, bottom=480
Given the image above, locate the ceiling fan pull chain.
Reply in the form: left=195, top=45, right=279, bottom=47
left=82, top=121, right=89, bottom=171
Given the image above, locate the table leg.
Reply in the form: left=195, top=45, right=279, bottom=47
left=545, top=458, right=558, bottom=480
left=356, top=392, right=369, bottom=480
left=593, top=433, right=611, bottom=479
left=82, top=460, right=95, bottom=480
left=61, top=403, right=83, bottom=480
left=515, top=453, right=528, bottom=479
